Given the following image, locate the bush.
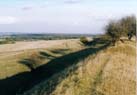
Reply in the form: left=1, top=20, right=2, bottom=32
left=80, top=37, right=89, bottom=44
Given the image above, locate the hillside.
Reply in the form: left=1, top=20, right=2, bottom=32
left=0, top=39, right=83, bottom=79
left=0, top=38, right=135, bottom=95
left=0, top=39, right=85, bottom=95
left=22, top=39, right=136, bottom=95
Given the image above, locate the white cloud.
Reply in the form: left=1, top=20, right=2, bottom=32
left=0, top=16, right=18, bottom=24
left=22, top=6, right=33, bottom=11
left=64, top=0, right=81, bottom=4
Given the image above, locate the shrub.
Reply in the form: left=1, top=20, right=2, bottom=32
left=80, top=37, right=89, bottom=44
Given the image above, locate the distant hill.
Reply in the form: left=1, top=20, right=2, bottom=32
left=0, top=33, right=94, bottom=41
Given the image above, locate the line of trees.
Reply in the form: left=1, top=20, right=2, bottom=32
left=105, top=15, right=136, bottom=45
left=0, top=37, right=15, bottom=44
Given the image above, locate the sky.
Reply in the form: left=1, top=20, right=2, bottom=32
left=0, top=0, right=136, bottom=34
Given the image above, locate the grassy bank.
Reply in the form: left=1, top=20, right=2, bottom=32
left=23, top=40, right=135, bottom=95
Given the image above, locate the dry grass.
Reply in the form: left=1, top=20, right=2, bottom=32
left=0, top=39, right=81, bottom=53
left=26, top=40, right=136, bottom=95
left=0, top=39, right=83, bottom=79
left=0, top=39, right=135, bottom=95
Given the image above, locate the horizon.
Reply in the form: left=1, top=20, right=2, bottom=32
left=0, top=32, right=96, bottom=36
left=0, top=0, right=136, bottom=34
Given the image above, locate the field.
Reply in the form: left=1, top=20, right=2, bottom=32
left=0, top=39, right=83, bottom=79
left=0, top=37, right=136, bottom=95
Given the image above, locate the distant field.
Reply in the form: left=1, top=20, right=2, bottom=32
left=0, top=39, right=81, bottom=53
left=0, top=33, right=93, bottom=41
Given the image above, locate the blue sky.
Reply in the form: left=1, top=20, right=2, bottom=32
left=0, top=0, right=136, bottom=34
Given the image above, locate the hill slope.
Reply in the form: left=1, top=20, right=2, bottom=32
left=0, top=39, right=82, bottom=79
left=23, top=40, right=136, bottom=95
left=0, top=39, right=85, bottom=95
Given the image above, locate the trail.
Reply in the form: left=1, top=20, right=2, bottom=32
left=91, top=58, right=110, bottom=95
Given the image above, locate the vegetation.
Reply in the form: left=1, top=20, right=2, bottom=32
left=0, top=39, right=84, bottom=95
left=120, top=16, right=136, bottom=40
left=0, top=37, right=15, bottom=44
left=0, top=33, right=93, bottom=42
left=80, top=36, right=89, bottom=44
left=19, top=53, right=44, bottom=71
left=105, top=21, right=121, bottom=45
left=105, top=15, right=136, bottom=45
left=22, top=39, right=136, bottom=95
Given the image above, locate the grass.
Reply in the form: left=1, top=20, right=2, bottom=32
left=22, top=40, right=135, bottom=95
left=0, top=40, right=83, bottom=79
left=0, top=39, right=135, bottom=95
left=0, top=39, right=84, bottom=95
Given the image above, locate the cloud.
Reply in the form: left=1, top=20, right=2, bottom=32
left=0, top=16, right=18, bottom=24
left=22, top=6, right=33, bottom=11
left=64, top=0, right=81, bottom=4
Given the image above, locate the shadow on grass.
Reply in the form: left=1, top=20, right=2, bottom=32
left=50, top=49, right=70, bottom=55
left=82, top=37, right=111, bottom=47
left=0, top=40, right=111, bottom=95
left=39, top=51, right=56, bottom=59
